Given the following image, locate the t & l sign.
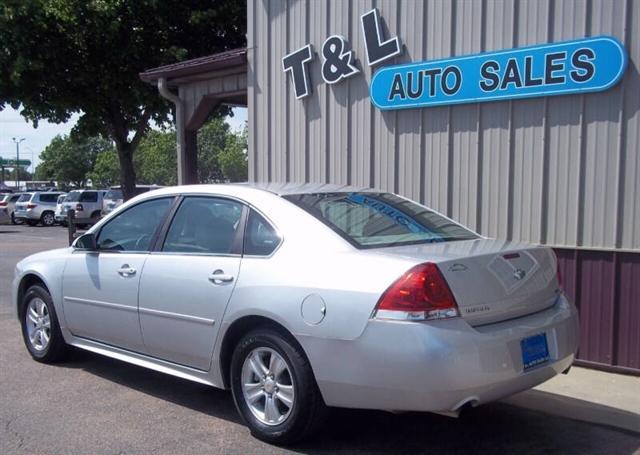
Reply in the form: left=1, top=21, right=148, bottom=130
left=282, top=8, right=627, bottom=109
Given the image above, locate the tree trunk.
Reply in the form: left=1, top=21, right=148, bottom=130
left=116, top=142, right=137, bottom=201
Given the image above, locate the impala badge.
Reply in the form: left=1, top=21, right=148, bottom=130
left=513, top=268, right=526, bottom=280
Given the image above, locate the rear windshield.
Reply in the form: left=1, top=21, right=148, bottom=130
left=57, top=195, right=66, bottom=203
left=284, top=192, right=478, bottom=249
left=17, top=193, right=33, bottom=202
left=105, top=189, right=123, bottom=200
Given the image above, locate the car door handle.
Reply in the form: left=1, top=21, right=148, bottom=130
left=209, top=270, right=234, bottom=284
left=117, top=265, right=137, bottom=277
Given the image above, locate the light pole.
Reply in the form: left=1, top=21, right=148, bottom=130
left=12, top=137, right=25, bottom=190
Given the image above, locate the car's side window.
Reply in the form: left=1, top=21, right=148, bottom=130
left=244, top=210, right=281, bottom=256
left=39, top=194, right=59, bottom=203
left=96, top=198, right=172, bottom=252
left=80, top=191, right=98, bottom=202
left=162, top=196, right=244, bottom=254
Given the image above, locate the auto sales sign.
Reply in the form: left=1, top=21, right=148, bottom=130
left=370, top=37, right=627, bottom=110
left=282, top=9, right=627, bottom=110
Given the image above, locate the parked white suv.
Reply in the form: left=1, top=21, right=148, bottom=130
left=61, top=190, right=107, bottom=227
left=13, top=192, right=64, bottom=226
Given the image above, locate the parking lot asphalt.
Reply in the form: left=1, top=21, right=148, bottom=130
left=1, top=224, right=638, bottom=454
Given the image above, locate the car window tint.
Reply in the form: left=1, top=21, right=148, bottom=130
left=244, top=210, right=281, bottom=256
left=163, top=197, right=243, bottom=254
left=39, top=194, right=59, bottom=203
left=18, top=193, right=32, bottom=202
left=11, top=195, right=20, bottom=202
left=97, top=198, right=172, bottom=252
left=284, top=192, right=478, bottom=249
left=80, top=191, right=98, bottom=202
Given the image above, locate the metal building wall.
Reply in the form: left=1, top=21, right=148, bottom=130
left=248, top=0, right=640, bottom=251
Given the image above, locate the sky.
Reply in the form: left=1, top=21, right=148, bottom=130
left=0, top=106, right=248, bottom=173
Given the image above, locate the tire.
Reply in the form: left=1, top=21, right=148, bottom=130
left=41, top=211, right=55, bottom=226
left=230, top=328, right=327, bottom=444
left=11, top=212, right=22, bottom=225
left=19, top=285, right=69, bottom=363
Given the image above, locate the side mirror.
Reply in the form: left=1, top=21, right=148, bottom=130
left=74, top=232, right=97, bottom=251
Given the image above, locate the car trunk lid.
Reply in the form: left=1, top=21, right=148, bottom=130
left=371, top=238, right=560, bottom=326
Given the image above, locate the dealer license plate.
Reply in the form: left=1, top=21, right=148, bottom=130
left=521, top=333, right=550, bottom=371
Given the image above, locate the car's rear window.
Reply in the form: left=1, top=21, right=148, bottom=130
left=284, top=192, right=478, bottom=249
left=17, top=193, right=33, bottom=202
left=105, top=189, right=123, bottom=200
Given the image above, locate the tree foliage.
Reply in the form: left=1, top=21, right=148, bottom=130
left=83, top=118, right=247, bottom=187
left=218, top=125, right=248, bottom=182
left=0, top=0, right=246, bottom=199
left=36, top=134, right=111, bottom=188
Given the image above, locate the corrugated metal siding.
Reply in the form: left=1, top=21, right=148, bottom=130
left=248, top=0, right=640, bottom=250
left=557, top=248, right=640, bottom=372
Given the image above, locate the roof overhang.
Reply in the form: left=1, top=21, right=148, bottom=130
left=139, top=48, right=247, bottom=86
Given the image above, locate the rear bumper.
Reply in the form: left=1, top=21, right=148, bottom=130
left=302, top=293, right=579, bottom=413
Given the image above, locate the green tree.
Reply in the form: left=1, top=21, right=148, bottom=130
left=136, top=129, right=177, bottom=186
left=36, top=134, right=111, bottom=188
left=0, top=0, right=245, bottom=199
left=219, top=126, right=248, bottom=182
left=87, top=149, right=120, bottom=188
left=197, top=116, right=229, bottom=183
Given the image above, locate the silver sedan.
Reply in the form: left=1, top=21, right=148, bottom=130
left=13, top=183, right=579, bottom=444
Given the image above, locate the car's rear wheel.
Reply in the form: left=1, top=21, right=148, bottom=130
left=230, top=328, right=327, bottom=444
left=20, top=285, right=69, bottom=363
left=41, top=211, right=55, bottom=226
left=11, top=212, right=22, bottom=225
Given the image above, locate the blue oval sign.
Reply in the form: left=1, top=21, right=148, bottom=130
left=370, top=36, right=627, bottom=110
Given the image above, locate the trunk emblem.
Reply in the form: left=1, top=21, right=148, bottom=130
left=513, top=268, right=526, bottom=280
left=448, top=263, right=468, bottom=272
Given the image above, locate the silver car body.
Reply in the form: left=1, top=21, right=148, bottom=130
left=14, top=192, right=64, bottom=224
left=0, top=193, right=21, bottom=224
left=54, top=194, right=68, bottom=223
left=60, top=190, right=107, bottom=224
left=13, top=184, right=579, bottom=415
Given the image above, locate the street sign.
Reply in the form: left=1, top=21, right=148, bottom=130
left=0, top=158, right=31, bottom=167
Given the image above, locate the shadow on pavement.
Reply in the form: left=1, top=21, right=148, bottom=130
left=59, top=349, right=640, bottom=454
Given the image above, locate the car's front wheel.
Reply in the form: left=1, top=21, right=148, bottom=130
left=20, top=285, right=69, bottom=363
left=230, top=328, right=327, bottom=444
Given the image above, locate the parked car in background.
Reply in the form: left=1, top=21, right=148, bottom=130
left=12, top=184, right=579, bottom=444
left=13, top=191, right=64, bottom=226
left=102, top=185, right=162, bottom=215
left=54, top=193, right=68, bottom=226
left=61, top=189, right=107, bottom=228
left=0, top=205, right=9, bottom=224
left=0, top=193, right=24, bottom=224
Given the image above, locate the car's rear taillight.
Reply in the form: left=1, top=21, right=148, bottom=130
left=76, top=203, right=84, bottom=211
left=27, top=203, right=37, bottom=209
left=0, top=201, right=7, bottom=207
left=373, top=262, right=460, bottom=321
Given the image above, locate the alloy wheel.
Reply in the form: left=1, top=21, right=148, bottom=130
left=25, top=298, right=51, bottom=351
left=42, top=213, right=55, bottom=226
left=241, top=347, right=295, bottom=426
